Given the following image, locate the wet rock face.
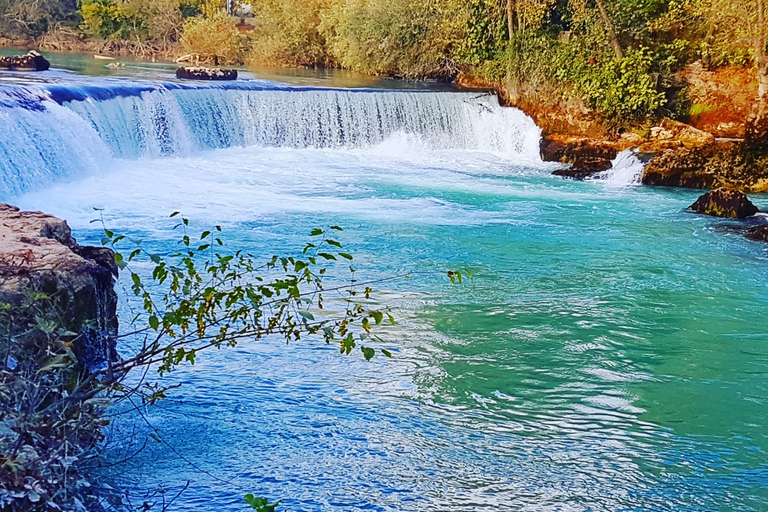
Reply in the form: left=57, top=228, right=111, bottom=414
left=552, top=156, right=613, bottom=180
left=642, top=141, right=768, bottom=193
left=0, top=50, right=50, bottom=71
left=0, top=204, right=118, bottom=369
left=540, top=137, right=619, bottom=164
left=176, top=66, right=237, bottom=80
left=688, top=189, right=759, bottom=219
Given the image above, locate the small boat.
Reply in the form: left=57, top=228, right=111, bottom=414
left=93, top=55, right=115, bottom=61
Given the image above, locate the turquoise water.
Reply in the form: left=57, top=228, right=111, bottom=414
left=1, top=68, right=768, bottom=510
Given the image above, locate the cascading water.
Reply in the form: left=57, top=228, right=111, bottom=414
left=593, top=149, right=646, bottom=186
left=0, top=79, right=543, bottom=196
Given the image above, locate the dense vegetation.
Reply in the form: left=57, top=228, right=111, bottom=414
left=3, top=0, right=768, bottom=129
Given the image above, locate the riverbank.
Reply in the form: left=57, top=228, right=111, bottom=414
left=0, top=204, right=118, bottom=511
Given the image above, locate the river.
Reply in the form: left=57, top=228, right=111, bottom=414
left=1, top=54, right=767, bottom=511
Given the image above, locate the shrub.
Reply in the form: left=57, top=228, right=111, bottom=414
left=319, top=0, right=467, bottom=78
left=181, top=10, right=246, bottom=64
left=246, top=0, right=331, bottom=67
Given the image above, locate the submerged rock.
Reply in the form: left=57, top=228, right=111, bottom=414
left=743, top=225, right=768, bottom=243
left=0, top=50, right=50, bottom=71
left=176, top=66, right=237, bottom=80
left=688, top=188, right=759, bottom=219
left=642, top=141, right=768, bottom=193
left=0, top=204, right=118, bottom=369
left=552, top=156, right=613, bottom=180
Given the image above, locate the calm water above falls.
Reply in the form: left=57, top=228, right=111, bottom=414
left=1, top=67, right=768, bottom=511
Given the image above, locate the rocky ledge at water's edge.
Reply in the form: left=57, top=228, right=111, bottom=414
left=0, top=203, right=118, bottom=369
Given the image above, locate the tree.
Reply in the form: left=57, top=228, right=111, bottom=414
left=746, top=0, right=768, bottom=149
left=594, top=0, right=623, bottom=60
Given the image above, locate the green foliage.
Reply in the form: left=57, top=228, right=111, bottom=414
left=181, top=9, right=246, bottom=64
left=244, top=494, right=282, bottom=511
left=461, top=0, right=507, bottom=65
left=103, top=215, right=399, bottom=378
left=0, top=290, right=109, bottom=511
left=246, top=0, right=330, bottom=67
left=0, top=0, right=77, bottom=38
left=319, top=0, right=467, bottom=78
left=77, top=0, right=200, bottom=44
left=554, top=45, right=666, bottom=123
left=78, top=0, right=146, bottom=40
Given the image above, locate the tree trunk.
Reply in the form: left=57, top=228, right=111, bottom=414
left=746, top=0, right=768, bottom=150
left=507, top=0, right=515, bottom=40
left=594, top=0, right=623, bottom=61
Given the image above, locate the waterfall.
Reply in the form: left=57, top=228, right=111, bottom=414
left=593, top=149, right=646, bottom=187
left=0, top=80, right=543, bottom=196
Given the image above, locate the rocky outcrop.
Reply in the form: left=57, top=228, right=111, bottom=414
left=0, top=204, right=118, bottom=369
left=176, top=66, right=237, bottom=80
left=642, top=141, right=768, bottom=192
left=688, top=189, right=759, bottom=218
left=647, top=119, right=716, bottom=149
left=743, top=225, right=768, bottom=243
left=0, top=50, right=50, bottom=71
left=552, top=156, right=613, bottom=180
left=540, top=136, right=619, bottom=164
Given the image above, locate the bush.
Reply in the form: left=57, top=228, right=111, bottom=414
left=181, top=10, right=246, bottom=64
left=554, top=44, right=667, bottom=124
left=246, top=0, right=330, bottom=67
left=79, top=0, right=147, bottom=40
left=319, top=0, right=466, bottom=78
left=0, top=0, right=77, bottom=39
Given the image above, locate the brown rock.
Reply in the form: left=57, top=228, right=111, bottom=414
left=688, top=189, right=759, bottom=219
left=649, top=119, right=715, bottom=148
left=0, top=204, right=118, bottom=369
left=743, top=225, right=768, bottom=243
left=540, top=136, right=618, bottom=163
left=176, top=66, right=237, bottom=81
left=552, top=156, right=612, bottom=180
left=0, top=50, right=50, bottom=71
left=642, top=141, right=768, bottom=193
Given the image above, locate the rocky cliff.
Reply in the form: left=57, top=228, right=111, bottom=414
left=0, top=203, right=118, bottom=369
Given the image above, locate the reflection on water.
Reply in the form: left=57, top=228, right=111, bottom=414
left=0, top=47, right=459, bottom=90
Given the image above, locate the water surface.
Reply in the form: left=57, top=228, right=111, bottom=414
left=1, top=65, right=767, bottom=511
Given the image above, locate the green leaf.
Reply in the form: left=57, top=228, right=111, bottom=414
left=310, top=228, right=324, bottom=236
left=330, top=226, right=343, bottom=231
left=361, top=346, right=375, bottom=361
left=104, top=229, right=114, bottom=238
left=148, top=315, right=160, bottom=330
left=318, top=253, right=337, bottom=260
left=381, top=349, right=393, bottom=358
left=170, top=211, right=180, bottom=217
left=201, top=230, right=211, bottom=239
left=338, top=253, right=353, bottom=261
left=298, top=311, right=315, bottom=321
left=372, top=311, right=383, bottom=325
left=326, top=239, right=343, bottom=248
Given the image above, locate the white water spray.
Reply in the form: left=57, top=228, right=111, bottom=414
left=0, top=81, right=544, bottom=196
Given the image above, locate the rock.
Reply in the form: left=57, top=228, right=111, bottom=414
left=0, top=204, right=118, bottom=369
left=552, top=156, right=612, bottom=180
left=649, top=119, right=715, bottom=148
left=642, top=141, right=768, bottom=193
left=688, top=189, right=759, bottom=218
left=540, top=136, right=618, bottom=163
left=743, top=225, right=768, bottom=243
left=0, top=50, right=50, bottom=71
left=176, top=66, right=237, bottom=81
